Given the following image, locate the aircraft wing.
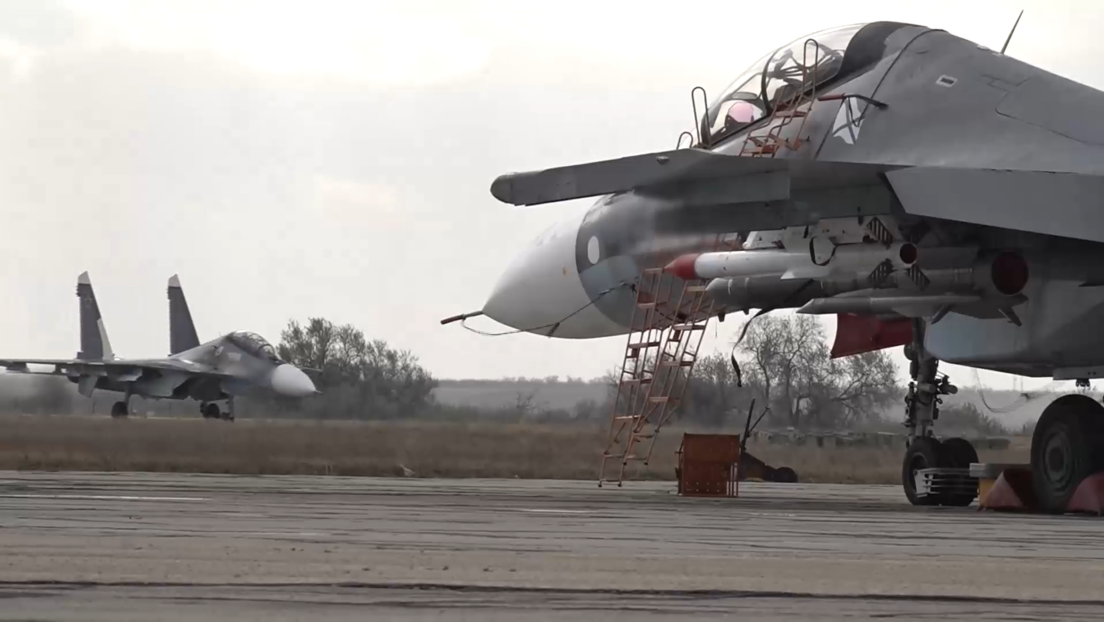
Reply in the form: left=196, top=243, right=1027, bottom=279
left=883, top=167, right=1104, bottom=245
left=492, top=149, right=786, bottom=205
left=490, top=149, right=1104, bottom=245
left=0, top=357, right=236, bottom=380
left=490, top=148, right=893, bottom=207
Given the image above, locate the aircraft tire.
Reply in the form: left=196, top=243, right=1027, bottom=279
left=202, top=402, right=221, bottom=420
left=1031, top=394, right=1104, bottom=513
left=902, top=436, right=944, bottom=506
left=110, top=401, right=128, bottom=419
left=938, top=437, right=978, bottom=507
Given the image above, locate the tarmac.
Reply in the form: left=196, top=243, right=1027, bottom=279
left=1, top=472, right=1103, bottom=620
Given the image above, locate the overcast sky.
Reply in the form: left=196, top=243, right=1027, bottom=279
left=0, top=0, right=1094, bottom=390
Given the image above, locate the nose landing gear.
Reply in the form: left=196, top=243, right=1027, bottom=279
left=901, top=320, right=978, bottom=507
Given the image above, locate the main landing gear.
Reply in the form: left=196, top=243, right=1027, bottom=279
left=902, top=321, right=1104, bottom=510
left=200, top=398, right=235, bottom=422
left=1030, top=392, right=1104, bottom=512
left=110, top=388, right=133, bottom=419
left=110, top=400, right=129, bottom=418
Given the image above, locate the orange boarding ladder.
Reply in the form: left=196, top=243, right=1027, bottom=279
left=739, top=38, right=822, bottom=158
left=598, top=235, right=738, bottom=487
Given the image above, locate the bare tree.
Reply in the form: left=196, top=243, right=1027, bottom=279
left=738, top=314, right=825, bottom=428
left=512, top=391, right=538, bottom=419
left=736, top=314, right=899, bottom=431
left=682, top=352, right=751, bottom=428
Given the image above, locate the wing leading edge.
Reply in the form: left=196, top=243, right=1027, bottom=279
left=491, top=148, right=1104, bottom=244
left=0, top=357, right=235, bottom=380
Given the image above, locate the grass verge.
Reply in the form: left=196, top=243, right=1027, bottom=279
left=0, top=415, right=1030, bottom=484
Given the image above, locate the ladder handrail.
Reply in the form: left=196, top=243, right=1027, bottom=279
left=598, top=233, right=731, bottom=487
left=737, top=37, right=823, bottom=158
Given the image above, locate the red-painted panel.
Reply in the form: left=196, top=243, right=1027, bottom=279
left=830, top=313, right=914, bottom=359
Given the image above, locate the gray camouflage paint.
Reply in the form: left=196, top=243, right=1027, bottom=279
left=487, top=21, right=1104, bottom=378
left=0, top=273, right=317, bottom=406
left=168, top=274, right=200, bottom=356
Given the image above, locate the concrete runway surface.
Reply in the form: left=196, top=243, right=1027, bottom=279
left=1, top=472, right=1103, bottom=621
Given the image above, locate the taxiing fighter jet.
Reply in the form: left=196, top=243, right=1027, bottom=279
left=473, top=20, right=1104, bottom=511
left=0, top=273, right=318, bottom=421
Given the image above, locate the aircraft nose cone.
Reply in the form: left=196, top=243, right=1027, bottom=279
left=482, top=210, right=624, bottom=339
left=270, top=364, right=317, bottom=397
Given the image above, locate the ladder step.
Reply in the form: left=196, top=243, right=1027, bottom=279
left=627, top=341, right=661, bottom=350
left=613, top=415, right=639, bottom=421
left=642, top=268, right=664, bottom=275
left=671, top=323, right=707, bottom=331
left=648, top=396, right=671, bottom=404
left=622, top=377, right=653, bottom=384
left=660, top=360, right=696, bottom=368
left=637, top=302, right=657, bottom=309
left=753, top=134, right=784, bottom=144
left=774, top=109, right=807, bottom=118
left=684, top=285, right=708, bottom=293
left=746, top=146, right=779, bottom=155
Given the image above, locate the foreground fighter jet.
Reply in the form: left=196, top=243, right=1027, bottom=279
left=476, top=20, right=1104, bottom=510
left=0, top=273, right=318, bottom=420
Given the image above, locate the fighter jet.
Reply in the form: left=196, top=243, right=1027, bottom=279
left=474, top=20, right=1104, bottom=511
left=0, top=273, right=318, bottom=421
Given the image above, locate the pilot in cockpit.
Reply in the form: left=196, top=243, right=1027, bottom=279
left=702, top=24, right=866, bottom=145
left=723, top=100, right=760, bottom=131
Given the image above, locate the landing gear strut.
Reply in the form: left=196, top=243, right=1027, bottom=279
left=110, top=388, right=132, bottom=419
left=200, top=398, right=235, bottom=422
left=901, top=320, right=976, bottom=507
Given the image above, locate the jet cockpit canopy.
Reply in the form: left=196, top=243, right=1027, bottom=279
left=227, top=331, right=281, bottom=362
left=701, top=23, right=870, bottom=146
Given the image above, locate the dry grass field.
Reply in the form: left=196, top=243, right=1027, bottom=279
left=0, top=415, right=1031, bottom=484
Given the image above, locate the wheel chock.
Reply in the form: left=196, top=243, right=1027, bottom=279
left=977, top=467, right=1037, bottom=512
left=1066, top=472, right=1104, bottom=515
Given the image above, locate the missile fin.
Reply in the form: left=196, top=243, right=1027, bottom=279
left=906, top=264, right=931, bottom=290
left=864, top=216, right=896, bottom=246
left=866, top=258, right=894, bottom=287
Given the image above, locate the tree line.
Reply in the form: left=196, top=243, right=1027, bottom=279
left=0, top=314, right=1009, bottom=434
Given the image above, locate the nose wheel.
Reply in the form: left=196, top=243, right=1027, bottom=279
left=902, top=437, right=943, bottom=506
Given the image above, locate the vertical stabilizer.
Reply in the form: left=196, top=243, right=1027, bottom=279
left=76, top=271, right=113, bottom=361
left=168, top=274, right=200, bottom=355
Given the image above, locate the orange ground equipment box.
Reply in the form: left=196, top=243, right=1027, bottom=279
left=677, top=433, right=741, bottom=497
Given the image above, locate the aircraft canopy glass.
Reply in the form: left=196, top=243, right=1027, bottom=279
left=702, top=23, right=867, bottom=145
left=228, top=331, right=280, bottom=361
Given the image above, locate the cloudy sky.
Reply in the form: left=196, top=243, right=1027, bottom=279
left=0, top=0, right=1092, bottom=389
